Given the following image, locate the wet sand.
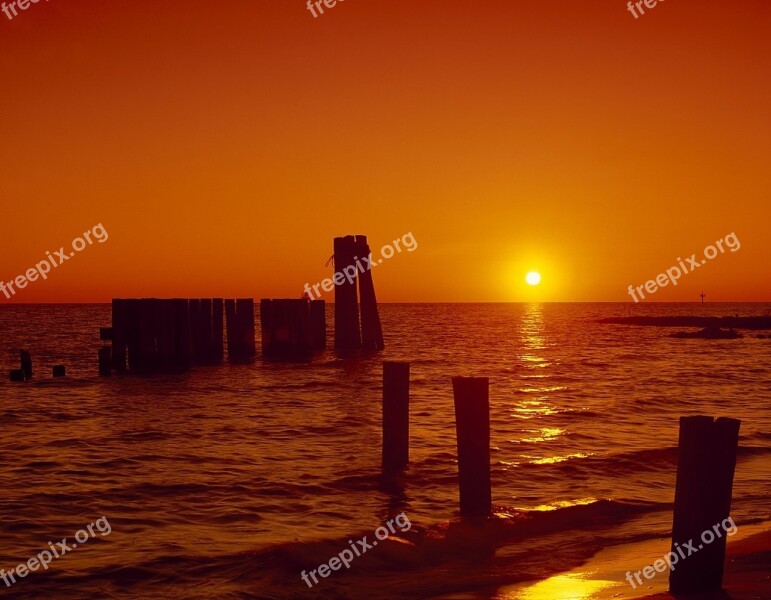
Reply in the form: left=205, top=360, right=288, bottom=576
left=502, top=521, right=771, bottom=600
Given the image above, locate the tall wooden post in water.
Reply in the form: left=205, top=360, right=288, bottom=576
left=452, top=377, right=492, bottom=517
left=382, top=361, right=410, bottom=474
left=670, top=415, right=740, bottom=594
left=356, top=235, right=384, bottom=351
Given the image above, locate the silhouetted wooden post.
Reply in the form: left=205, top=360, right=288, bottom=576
left=53, top=365, right=66, bottom=377
left=356, top=235, right=384, bottom=351
left=225, top=299, right=237, bottom=359
left=200, top=299, right=213, bottom=362
left=189, top=299, right=202, bottom=364
left=260, top=299, right=312, bottom=360
left=236, top=298, right=256, bottom=359
left=20, top=350, right=32, bottom=380
left=382, top=361, right=410, bottom=474
left=670, top=416, right=740, bottom=594
left=173, top=298, right=192, bottom=369
left=310, top=300, right=326, bottom=351
left=139, top=299, right=158, bottom=371
left=452, top=377, right=492, bottom=517
left=333, top=235, right=361, bottom=352
left=125, top=299, right=141, bottom=371
left=212, top=298, right=224, bottom=361
left=9, top=370, right=25, bottom=382
left=111, top=299, right=128, bottom=372
left=155, top=299, right=175, bottom=370
left=98, top=347, right=112, bottom=376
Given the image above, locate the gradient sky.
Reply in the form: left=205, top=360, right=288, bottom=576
left=1, top=0, right=769, bottom=302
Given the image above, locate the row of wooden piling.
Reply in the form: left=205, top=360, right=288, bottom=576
left=103, top=298, right=255, bottom=374
left=260, top=299, right=326, bottom=361
left=381, top=362, right=740, bottom=594
left=8, top=351, right=66, bottom=381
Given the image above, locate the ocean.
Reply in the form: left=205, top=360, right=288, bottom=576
left=1, top=303, right=769, bottom=599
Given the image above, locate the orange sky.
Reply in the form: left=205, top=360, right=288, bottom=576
left=1, top=0, right=769, bottom=302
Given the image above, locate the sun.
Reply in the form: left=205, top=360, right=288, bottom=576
left=526, top=271, right=541, bottom=286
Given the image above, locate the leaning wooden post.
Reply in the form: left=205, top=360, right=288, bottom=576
left=356, top=235, right=384, bottom=351
left=670, top=416, right=740, bottom=594
left=382, top=361, right=410, bottom=474
left=20, top=350, right=32, bottom=380
left=452, top=377, right=492, bottom=517
left=333, top=235, right=361, bottom=352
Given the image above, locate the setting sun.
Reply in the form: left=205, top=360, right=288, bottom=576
left=526, top=271, right=542, bottom=286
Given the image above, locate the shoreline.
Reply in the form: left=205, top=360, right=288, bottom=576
left=502, top=521, right=771, bottom=599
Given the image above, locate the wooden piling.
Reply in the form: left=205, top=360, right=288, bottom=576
left=139, top=299, right=158, bottom=371
left=356, top=235, right=384, bottom=351
left=111, top=299, right=128, bottom=372
left=333, top=235, right=361, bottom=352
left=225, top=299, right=237, bottom=359
left=189, top=299, right=202, bottom=364
left=200, top=299, right=213, bottom=362
left=382, top=361, right=410, bottom=474
left=53, top=365, right=66, bottom=377
left=156, top=299, right=176, bottom=370
left=669, top=415, right=741, bottom=594
left=98, top=347, right=112, bottom=376
left=452, top=377, right=492, bottom=517
left=172, top=298, right=192, bottom=369
left=9, top=369, right=25, bottom=382
left=236, top=298, right=256, bottom=359
left=125, top=299, right=141, bottom=371
left=20, top=350, right=32, bottom=380
left=212, top=298, right=224, bottom=361
left=260, top=299, right=313, bottom=360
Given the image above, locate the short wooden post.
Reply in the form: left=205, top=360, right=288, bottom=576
left=225, top=299, right=237, bottom=359
left=356, top=235, right=384, bottom=351
left=200, top=299, right=213, bottom=363
left=138, top=299, right=158, bottom=371
left=212, top=298, right=224, bottom=361
left=9, top=369, right=25, bottom=382
left=452, top=377, right=492, bottom=517
left=155, top=299, right=175, bottom=370
left=125, top=299, right=141, bottom=371
left=333, top=235, right=361, bottom=352
left=111, top=299, right=128, bottom=372
left=173, top=299, right=192, bottom=369
left=53, top=365, right=66, bottom=377
left=670, top=416, right=741, bottom=594
left=20, top=350, right=32, bottom=380
left=236, top=298, right=256, bottom=359
left=382, top=361, right=410, bottom=474
left=99, top=327, right=113, bottom=340
left=189, top=299, right=202, bottom=364
left=98, top=347, right=112, bottom=376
